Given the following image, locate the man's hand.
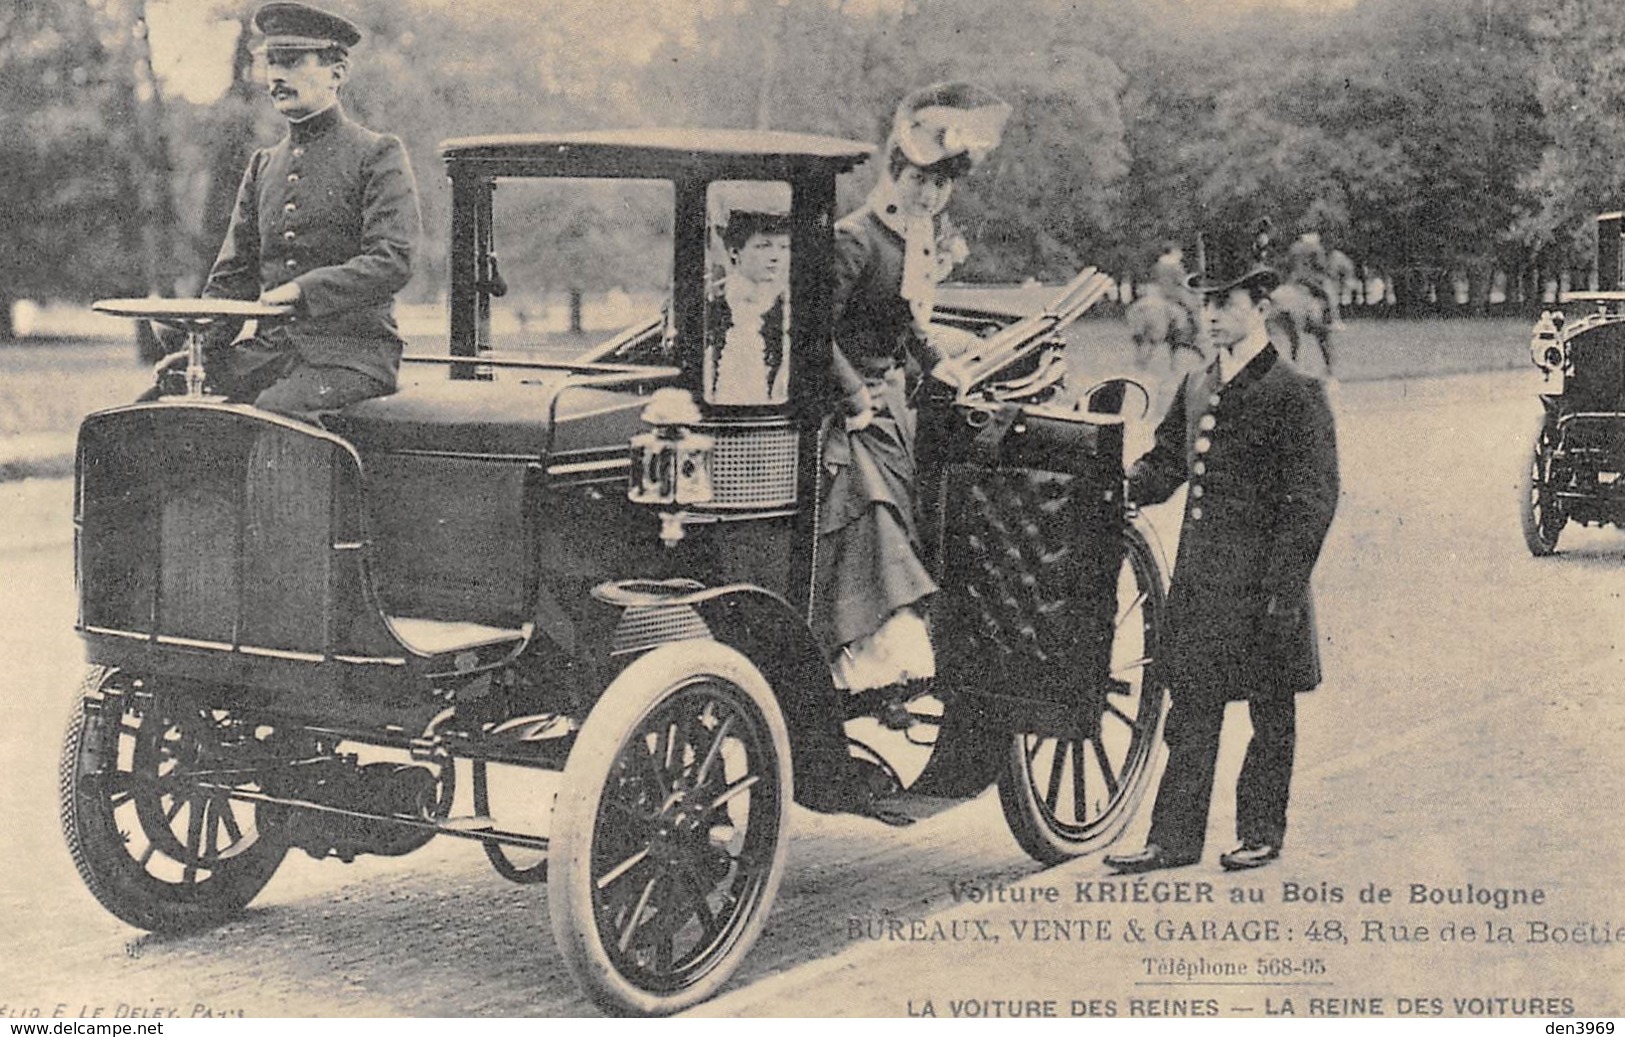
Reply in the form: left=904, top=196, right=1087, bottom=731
left=259, top=282, right=303, bottom=307
left=843, top=385, right=876, bottom=432
left=152, top=349, right=190, bottom=376
left=928, top=359, right=964, bottom=391
left=1264, top=593, right=1304, bottom=636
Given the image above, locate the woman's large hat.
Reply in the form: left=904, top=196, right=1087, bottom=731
left=889, top=81, right=1012, bottom=169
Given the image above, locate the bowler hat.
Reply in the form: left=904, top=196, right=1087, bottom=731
left=1188, top=217, right=1281, bottom=296
left=889, top=81, right=1011, bottom=170
left=253, top=2, right=362, bottom=52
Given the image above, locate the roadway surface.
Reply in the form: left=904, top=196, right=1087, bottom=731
left=1, top=367, right=1622, bottom=1018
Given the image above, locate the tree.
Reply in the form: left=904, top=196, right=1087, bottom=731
left=1523, top=0, right=1625, bottom=283
left=0, top=0, right=174, bottom=338
left=1103, top=0, right=1546, bottom=312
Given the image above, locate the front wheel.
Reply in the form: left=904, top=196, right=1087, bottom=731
left=549, top=641, right=792, bottom=1016
left=1520, top=419, right=1566, bottom=556
left=59, top=667, right=291, bottom=932
left=997, top=522, right=1167, bottom=863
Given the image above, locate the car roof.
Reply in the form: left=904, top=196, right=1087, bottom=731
left=440, top=128, right=873, bottom=178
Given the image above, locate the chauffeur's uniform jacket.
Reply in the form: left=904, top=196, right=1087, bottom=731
left=203, top=104, right=421, bottom=388
left=1127, top=344, right=1339, bottom=702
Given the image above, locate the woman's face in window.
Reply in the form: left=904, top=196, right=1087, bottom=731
left=732, top=232, right=789, bottom=287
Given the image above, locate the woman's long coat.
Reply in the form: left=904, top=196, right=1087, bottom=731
left=1126, top=345, right=1340, bottom=701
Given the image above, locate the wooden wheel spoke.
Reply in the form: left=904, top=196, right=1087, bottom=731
left=661, top=721, right=681, bottom=774
left=1024, top=734, right=1043, bottom=765
left=617, top=875, right=662, bottom=953
left=182, top=798, right=205, bottom=884
left=692, top=711, right=736, bottom=787
left=1070, top=740, right=1087, bottom=821
left=670, top=862, right=725, bottom=944
left=1090, top=736, right=1121, bottom=799
left=103, top=770, right=138, bottom=808
left=218, top=802, right=244, bottom=846
left=203, top=798, right=221, bottom=862
left=1102, top=700, right=1136, bottom=728
left=596, top=848, right=652, bottom=892
left=707, top=773, right=759, bottom=813
left=627, top=741, right=670, bottom=802
left=683, top=868, right=723, bottom=932
left=1115, top=588, right=1148, bottom=630
left=1111, top=656, right=1151, bottom=680
left=1043, top=740, right=1066, bottom=811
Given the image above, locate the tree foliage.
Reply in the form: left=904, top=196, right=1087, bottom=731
left=1524, top=0, right=1625, bottom=272
left=0, top=0, right=174, bottom=335
left=5, top=0, right=1621, bottom=335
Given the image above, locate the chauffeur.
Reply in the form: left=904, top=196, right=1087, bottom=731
left=1104, top=225, right=1340, bottom=874
left=146, top=1, right=421, bottom=420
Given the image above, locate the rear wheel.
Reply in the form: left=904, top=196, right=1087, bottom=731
left=550, top=641, right=791, bottom=1015
left=59, top=667, right=290, bottom=932
left=997, top=523, right=1167, bottom=863
left=1520, top=420, right=1566, bottom=556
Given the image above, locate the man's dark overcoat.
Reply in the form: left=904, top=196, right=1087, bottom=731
left=1127, top=344, right=1339, bottom=702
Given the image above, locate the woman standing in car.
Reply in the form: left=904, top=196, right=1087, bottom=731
left=815, top=82, right=1010, bottom=697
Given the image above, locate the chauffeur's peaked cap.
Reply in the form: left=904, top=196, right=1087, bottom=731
left=253, top=2, right=362, bottom=52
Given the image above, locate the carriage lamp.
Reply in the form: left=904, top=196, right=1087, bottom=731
left=1530, top=310, right=1567, bottom=382
left=629, top=388, right=715, bottom=536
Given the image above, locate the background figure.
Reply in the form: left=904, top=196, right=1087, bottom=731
left=705, top=209, right=790, bottom=405
left=1287, top=232, right=1332, bottom=309
left=814, top=81, right=1009, bottom=696
left=1129, top=242, right=1202, bottom=372
left=143, top=1, right=421, bottom=422
left=1271, top=231, right=1336, bottom=373
left=1104, top=223, right=1339, bottom=876
left=1326, top=246, right=1356, bottom=329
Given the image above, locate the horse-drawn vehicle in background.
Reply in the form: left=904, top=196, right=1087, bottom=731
left=66, top=129, right=1167, bottom=1015
left=1521, top=210, right=1625, bottom=555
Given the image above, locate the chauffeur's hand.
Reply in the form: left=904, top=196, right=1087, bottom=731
left=259, top=282, right=303, bottom=307
left=151, top=349, right=190, bottom=376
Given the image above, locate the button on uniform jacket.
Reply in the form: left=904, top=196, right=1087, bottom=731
left=203, top=104, right=421, bottom=387
left=1127, top=344, right=1339, bottom=701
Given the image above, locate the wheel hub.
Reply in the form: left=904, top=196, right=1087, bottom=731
left=647, top=788, right=713, bottom=865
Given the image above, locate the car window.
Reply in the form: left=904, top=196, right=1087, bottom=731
left=702, top=181, right=792, bottom=405
left=487, top=178, right=673, bottom=364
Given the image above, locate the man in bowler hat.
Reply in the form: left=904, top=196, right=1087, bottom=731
left=1104, top=222, right=1340, bottom=873
left=146, top=1, right=421, bottom=420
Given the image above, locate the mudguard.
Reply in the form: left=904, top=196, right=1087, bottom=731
left=590, top=580, right=853, bottom=812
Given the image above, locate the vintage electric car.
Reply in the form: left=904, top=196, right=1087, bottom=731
left=1521, top=210, right=1625, bottom=555
left=68, top=129, right=1167, bottom=1015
